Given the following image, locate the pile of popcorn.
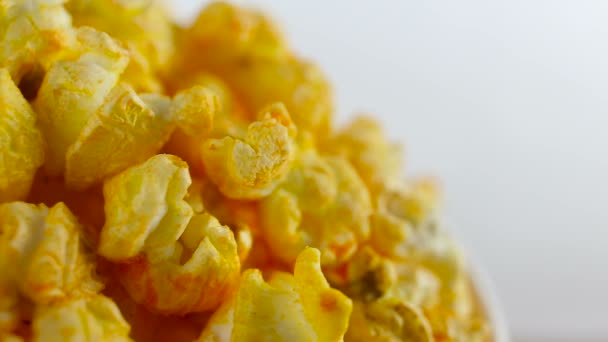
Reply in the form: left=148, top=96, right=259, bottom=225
left=0, top=1, right=491, bottom=341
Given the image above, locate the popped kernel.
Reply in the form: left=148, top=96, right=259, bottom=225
left=345, top=297, right=433, bottom=342
left=66, top=0, right=174, bottom=73
left=201, top=102, right=297, bottom=199
left=35, top=26, right=129, bottom=177
left=177, top=2, right=333, bottom=136
left=0, top=0, right=75, bottom=82
left=0, top=69, right=45, bottom=203
left=326, top=116, right=404, bottom=193
left=0, top=202, right=101, bottom=304
left=260, top=144, right=372, bottom=266
left=100, top=154, right=240, bottom=315
left=64, top=83, right=175, bottom=190
left=33, top=294, right=131, bottom=342
left=198, top=248, right=352, bottom=342
left=370, top=179, right=440, bottom=260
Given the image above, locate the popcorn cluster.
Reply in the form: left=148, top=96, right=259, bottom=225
left=0, top=1, right=490, bottom=341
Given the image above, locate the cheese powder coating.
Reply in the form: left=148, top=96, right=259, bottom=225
left=0, top=1, right=491, bottom=341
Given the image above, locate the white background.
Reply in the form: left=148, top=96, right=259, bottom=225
left=172, top=1, right=608, bottom=340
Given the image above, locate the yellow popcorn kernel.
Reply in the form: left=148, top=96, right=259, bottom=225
left=64, top=84, right=175, bottom=190
left=164, top=74, right=248, bottom=175
left=345, top=297, right=433, bottom=342
left=0, top=0, right=75, bottom=82
left=32, top=294, right=132, bottom=342
left=35, top=26, right=129, bottom=176
left=0, top=69, right=45, bottom=203
left=99, top=154, right=192, bottom=260
left=180, top=2, right=333, bottom=135
left=190, top=178, right=258, bottom=263
left=99, top=154, right=240, bottom=314
left=66, top=0, right=174, bottom=73
left=260, top=147, right=372, bottom=266
left=171, top=85, right=219, bottom=138
left=198, top=248, right=352, bottom=342
left=0, top=202, right=101, bottom=305
left=327, top=116, right=403, bottom=193
left=121, top=44, right=164, bottom=93
left=201, top=102, right=297, bottom=199
left=226, top=57, right=333, bottom=137
left=187, top=1, right=287, bottom=64
left=370, top=179, right=441, bottom=260
left=164, top=85, right=219, bottom=175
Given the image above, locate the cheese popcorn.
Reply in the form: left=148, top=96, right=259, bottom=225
left=327, top=116, right=404, bottom=193
left=198, top=248, right=352, bottom=342
left=66, top=0, right=174, bottom=72
left=0, top=0, right=75, bottom=82
left=0, top=202, right=100, bottom=304
left=0, top=1, right=493, bottom=340
left=100, top=154, right=240, bottom=315
left=177, top=2, right=333, bottom=136
left=201, top=102, right=297, bottom=199
left=346, top=297, right=433, bottom=342
left=33, top=294, right=131, bottom=342
left=260, top=144, right=372, bottom=266
left=35, top=26, right=129, bottom=177
left=370, top=179, right=440, bottom=260
left=64, top=83, right=175, bottom=190
left=0, top=69, right=44, bottom=203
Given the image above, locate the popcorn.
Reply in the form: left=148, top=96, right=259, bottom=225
left=346, top=297, right=433, bottom=342
left=198, top=248, right=352, bottom=342
left=178, top=2, right=333, bottom=136
left=0, top=1, right=491, bottom=340
left=99, top=154, right=240, bottom=315
left=0, top=0, right=75, bottom=82
left=201, top=102, right=297, bottom=199
left=64, top=83, right=175, bottom=190
left=33, top=294, right=132, bottom=342
left=0, top=69, right=45, bottom=203
left=0, top=202, right=100, bottom=305
left=260, top=144, right=372, bottom=266
left=327, top=116, right=404, bottom=193
left=35, top=26, right=129, bottom=177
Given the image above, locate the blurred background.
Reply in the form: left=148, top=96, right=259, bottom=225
left=173, top=1, right=608, bottom=340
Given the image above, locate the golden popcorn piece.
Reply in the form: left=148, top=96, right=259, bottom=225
left=0, top=202, right=101, bottom=305
left=0, top=0, right=75, bottom=82
left=66, top=0, right=174, bottom=73
left=100, top=154, right=240, bottom=315
left=99, top=154, right=192, bottom=260
left=201, top=102, right=297, bottom=199
left=260, top=145, right=372, bottom=266
left=0, top=69, right=45, bottom=203
left=32, top=294, right=132, bottom=342
left=327, top=116, right=403, bottom=193
left=171, top=85, right=219, bottom=138
left=370, top=179, right=440, bottom=260
left=162, top=84, right=219, bottom=176
left=164, top=73, right=249, bottom=175
left=65, top=84, right=175, bottom=190
left=35, top=26, right=129, bottom=176
left=184, top=1, right=287, bottom=67
left=179, top=2, right=333, bottom=136
left=345, top=297, right=433, bottom=342
left=198, top=248, right=352, bottom=342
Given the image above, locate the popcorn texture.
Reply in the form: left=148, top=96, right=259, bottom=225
left=0, top=1, right=491, bottom=341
